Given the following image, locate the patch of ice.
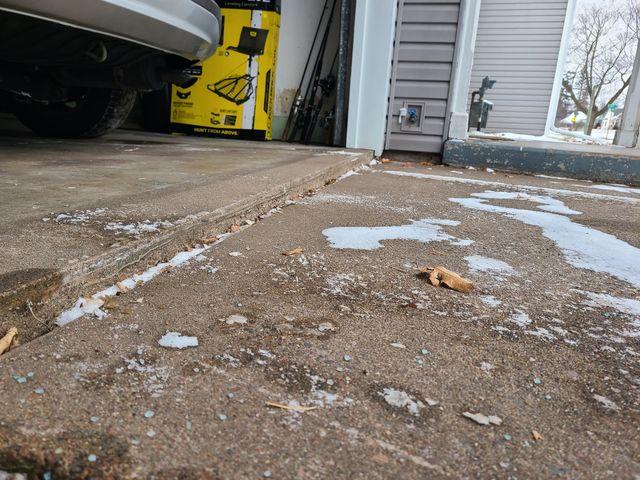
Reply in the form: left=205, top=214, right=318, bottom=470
left=323, top=218, right=472, bottom=250
left=49, top=208, right=107, bottom=224
left=593, top=394, right=620, bottom=411
left=578, top=291, right=640, bottom=338
left=471, top=191, right=581, bottom=215
left=587, top=184, right=640, bottom=195
left=578, top=291, right=640, bottom=317
left=381, top=388, right=425, bottom=416
left=385, top=170, right=640, bottom=204
left=337, top=170, right=360, bottom=180
left=525, top=328, right=556, bottom=341
left=450, top=196, right=640, bottom=288
left=510, top=311, right=532, bottom=327
left=535, top=174, right=574, bottom=181
left=325, top=273, right=358, bottom=297
left=158, top=332, right=198, bottom=349
left=104, top=220, right=173, bottom=236
left=200, top=265, right=219, bottom=274
left=222, top=314, right=248, bottom=325
left=465, top=255, right=516, bottom=275
left=480, top=295, right=502, bottom=308
left=480, top=362, right=494, bottom=372
left=56, top=235, right=232, bottom=326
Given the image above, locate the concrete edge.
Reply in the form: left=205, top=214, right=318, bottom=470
left=2, top=150, right=374, bottom=325
left=442, top=139, right=640, bottom=186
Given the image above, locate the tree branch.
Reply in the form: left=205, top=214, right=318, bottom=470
left=562, top=79, right=588, bottom=114
left=595, top=76, right=631, bottom=117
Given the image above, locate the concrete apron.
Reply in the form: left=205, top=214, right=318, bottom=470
left=443, top=138, right=640, bottom=186
left=0, top=131, right=372, bottom=341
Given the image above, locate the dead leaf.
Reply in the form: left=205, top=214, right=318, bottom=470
left=101, top=297, right=119, bottom=311
left=266, top=401, right=317, bottom=412
left=0, top=327, right=18, bottom=356
left=283, top=247, right=304, bottom=257
left=380, top=158, right=391, bottom=164
left=228, top=224, right=241, bottom=234
left=532, top=430, right=543, bottom=441
left=420, top=266, right=473, bottom=293
left=462, top=411, right=502, bottom=426
left=116, top=282, right=129, bottom=294
left=202, top=236, right=220, bottom=244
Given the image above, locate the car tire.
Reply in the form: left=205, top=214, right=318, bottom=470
left=13, top=88, right=136, bottom=138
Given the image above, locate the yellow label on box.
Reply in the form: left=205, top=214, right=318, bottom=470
left=171, top=5, right=280, bottom=141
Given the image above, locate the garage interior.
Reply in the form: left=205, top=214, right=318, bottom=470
left=0, top=0, right=370, bottom=342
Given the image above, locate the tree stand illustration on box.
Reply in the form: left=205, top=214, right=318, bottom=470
left=208, top=27, right=269, bottom=106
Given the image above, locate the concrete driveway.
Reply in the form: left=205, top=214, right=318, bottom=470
left=0, top=162, right=638, bottom=478
left=0, top=131, right=371, bottom=342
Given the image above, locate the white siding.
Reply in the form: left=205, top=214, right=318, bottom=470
left=469, top=0, right=568, bottom=136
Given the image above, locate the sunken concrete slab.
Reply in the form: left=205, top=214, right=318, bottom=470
left=443, top=138, right=640, bottom=186
left=0, top=130, right=372, bottom=339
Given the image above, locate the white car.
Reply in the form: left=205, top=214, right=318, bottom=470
left=0, top=0, right=221, bottom=137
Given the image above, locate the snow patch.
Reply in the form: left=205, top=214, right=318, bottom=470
left=510, top=311, right=532, bottom=327
left=450, top=195, right=640, bottom=288
left=465, top=255, right=516, bottom=275
left=104, top=220, right=174, bottom=236
left=480, top=295, right=502, bottom=308
left=222, top=314, right=249, bottom=325
left=49, top=208, right=107, bottom=224
left=56, top=235, right=232, bottom=326
left=587, top=184, right=640, bottom=195
left=158, top=332, right=198, bottom=349
left=323, top=218, right=472, bottom=250
left=579, top=291, right=640, bottom=317
left=385, top=170, right=640, bottom=204
left=381, top=388, right=425, bottom=416
left=471, top=191, right=581, bottom=215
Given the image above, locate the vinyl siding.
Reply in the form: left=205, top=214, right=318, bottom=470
left=469, top=0, right=568, bottom=136
left=386, top=0, right=460, bottom=153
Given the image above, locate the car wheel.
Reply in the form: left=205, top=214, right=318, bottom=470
left=13, top=87, right=136, bottom=138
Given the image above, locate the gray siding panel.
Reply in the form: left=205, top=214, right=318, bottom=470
left=386, top=0, right=460, bottom=153
left=469, top=0, right=568, bottom=136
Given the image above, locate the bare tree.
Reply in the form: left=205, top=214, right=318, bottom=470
left=562, top=1, right=639, bottom=135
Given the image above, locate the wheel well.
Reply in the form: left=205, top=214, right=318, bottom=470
left=0, top=10, right=193, bottom=95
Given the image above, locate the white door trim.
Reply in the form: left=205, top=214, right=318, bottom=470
left=346, top=0, right=398, bottom=156
left=447, top=0, right=482, bottom=140
left=545, top=0, right=578, bottom=134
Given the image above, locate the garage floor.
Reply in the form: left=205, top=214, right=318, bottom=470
left=0, top=130, right=371, bottom=340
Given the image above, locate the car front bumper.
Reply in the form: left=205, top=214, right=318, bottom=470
left=0, top=0, right=221, bottom=60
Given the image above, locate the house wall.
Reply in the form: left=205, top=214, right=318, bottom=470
left=469, top=0, right=569, bottom=136
left=385, top=0, right=462, bottom=154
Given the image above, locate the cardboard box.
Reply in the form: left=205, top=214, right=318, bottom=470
left=170, top=0, right=281, bottom=140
